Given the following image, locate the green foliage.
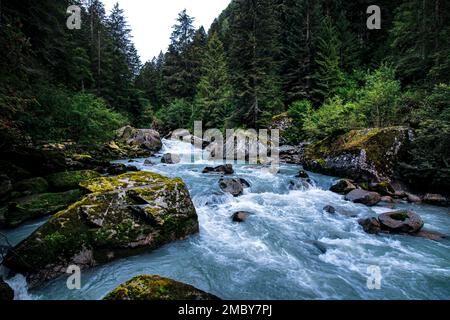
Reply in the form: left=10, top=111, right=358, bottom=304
left=303, top=97, right=365, bottom=140
left=358, top=65, right=401, bottom=128
left=156, top=99, right=192, bottom=132
left=284, top=100, right=312, bottom=143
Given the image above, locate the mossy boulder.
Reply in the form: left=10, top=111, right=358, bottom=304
left=4, top=189, right=85, bottom=227
left=45, top=170, right=101, bottom=191
left=13, top=177, right=49, bottom=196
left=104, top=275, right=219, bottom=300
left=3, top=172, right=198, bottom=286
left=303, top=127, right=412, bottom=182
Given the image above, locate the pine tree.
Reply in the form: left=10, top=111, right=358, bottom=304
left=311, top=16, right=344, bottom=104
left=193, top=32, right=233, bottom=129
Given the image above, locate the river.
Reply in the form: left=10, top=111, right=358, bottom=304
left=2, top=139, right=449, bottom=300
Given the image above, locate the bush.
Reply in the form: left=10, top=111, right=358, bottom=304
left=285, top=100, right=312, bottom=143
left=156, top=99, right=192, bottom=132
left=303, top=97, right=365, bottom=140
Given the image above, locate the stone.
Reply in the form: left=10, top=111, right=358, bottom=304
left=116, top=126, right=162, bottom=152
left=329, top=179, right=356, bottom=194
left=368, top=181, right=395, bottom=196
left=144, top=159, right=155, bottom=166
left=345, top=189, right=381, bottom=206
left=323, top=205, right=336, bottom=214
left=3, top=172, right=199, bottom=287
left=406, top=193, right=422, bottom=203
left=107, top=163, right=127, bottom=175
left=296, top=170, right=309, bottom=178
left=232, top=211, right=251, bottom=222
left=380, top=196, right=395, bottom=203
left=202, top=164, right=234, bottom=175
left=13, top=177, right=49, bottom=196
left=219, top=178, right=250, bottom=197
left=161, top=153, right=180, bottom=164
left=378, top=210, right=424, bottom=233
left=103, top=275, right=219, bottom=300
left=358, top=217, right=382, bottom=234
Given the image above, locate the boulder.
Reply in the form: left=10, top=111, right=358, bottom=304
left=103, top=275, right=219, bottom=300
left=380, top=196, right=395, bottom=203
left=423, top=194, right=448, bottom=207
left=303, top=127, right=412, bottom=182
left=46, top=170, right=101, bottom=191
left=161, top=153, right=180, bottom=164
left=144, top=159, right=155, bottom=166
left=13, top=177, right=49, bottom=196
left=368, top=181, right=395, bottom=196
left=278, top=144, right=308, bottom=164
left=107, top=163, right=127, bottom=175
left=345, top=189, right=381, bottom=206
left=3, top=172, right=198, bottom=286
left=0, top=279, right=14, bottom=301
left=219, top=178, right=250, bottom=197
left=329, top=179, right=356, bottom=194
left=378, top=210, right=424, bottom=233
left=232, top=211, right=251, bottom=222
left=288, top=179, right=311, bottom=190
left=358, top=217, right=382, bottom=234
left=412, top=231, right=446, bottom=241
left=116, top=126, right=162, bottom=152
left=406, top=193, right=422, bottom=203
left=4, top=189, right=85, bottom=227
left=296, top=170, right=309, bottom=178
left=202, top=164, right=234, bottom=175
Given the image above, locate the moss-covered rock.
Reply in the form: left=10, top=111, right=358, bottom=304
left=46, top=170, right=101, bottom=191
left=303, top=127, right=412, bottom=182
left=4, top=189, right=85, bottom=227
left=3, top=172, right=198, bottom=287
left=13, top=177, right=49, bottom=196
left=103, top=275, right=219, bottom=300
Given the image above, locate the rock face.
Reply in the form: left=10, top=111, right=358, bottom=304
left=378, top=210, right=424, bottom=233
left=329, top=179, right=356, bottom=194
left=3, top=172, right=199, bottom=286
left=202, top=164, right=234, bottom=175
left=219, top=178, right=250, bottom=197
left=161, top=153, right=180, bottom=164
left=345, top=189, right=381, bottom=206
left=303, top=127, right=412, bottom=183
left=0, top=279, right=14, bottom=301
left=279, top=144, right=308, bottom=164
left=103, top=275, right=219, bottom=300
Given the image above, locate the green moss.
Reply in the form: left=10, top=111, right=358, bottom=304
left=390, top=212, right=409, bottom=221
left=46, top=170, right=101, bottom=191
left=72, top=154, right=93, bottom=161
left=103, top=275, right=219, bottom=300
left=13, top=177, right=49, bottom=195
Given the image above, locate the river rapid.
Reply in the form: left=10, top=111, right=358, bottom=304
left=2, top=139, right=449, bottom=300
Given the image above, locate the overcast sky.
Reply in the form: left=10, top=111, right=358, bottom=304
left=102, top=0, right=231, bottom=63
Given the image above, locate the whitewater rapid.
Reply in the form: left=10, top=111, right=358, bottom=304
left=1, top=139, right=449, bottom=300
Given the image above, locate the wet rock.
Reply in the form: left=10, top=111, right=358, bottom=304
left=329, top=179, right=356, bottom=195
left=144, top=159, right=155, bottom=166
left=378, top=210, right=424, bottom=233
left=126, top=165, right=139, bottom=172
left=380, top=196, right=395, bottom=203
left=323, top=205, right=336, bottom=214
left=161, top=153, right=180, bottom=164
left=345, top=189, right=381, bottom=206
left=358, top=217, right=382, bottom=234
left=406, top=193, right=422, bottom=203
left=219, top=178, right=250, bottom=197
left=0, top=279, right=14, bottom=301
left=107, top=163, right=127, bottom=175
left=3, top=172, right=199, bottom=287
left=232, top=211, right=251, bottom=222
left=412, top=231, right=446, bottom=241
left=423, top=194, right=448, bottom=207
left=278, top=144, right=307, bottom=164
left=103, top=275, right=219, bottom=300
left=289, top=179, right=311, bottom=190
left=202, top=164, right=234, bottom=175
left=4, top=189, right=85, bottom=227
left=368, top=181, right=395, bottom=196
left=296, top=170, right=309, bottom=178
left=45, top=170, right=101, bottom=191
left=116, top=126, right=162, bottom=152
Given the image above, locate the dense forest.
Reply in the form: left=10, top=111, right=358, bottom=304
left=0, top=0, right=449, bottom=180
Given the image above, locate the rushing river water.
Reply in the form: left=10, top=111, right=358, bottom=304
left=1, top=139, right=449, bottom=300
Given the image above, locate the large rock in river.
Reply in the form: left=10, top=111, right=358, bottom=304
left=345, top=189, right=381, bottom=206
left=378, top=210, right=424, bottom=233
left=303, top=127, right=412, bottom=182
left=3, top=172, right=198, bottom=286
left=104, top=275, right=219, bottom=300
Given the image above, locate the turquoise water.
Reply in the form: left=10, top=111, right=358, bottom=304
left=2, top=139, right=450, bottom=300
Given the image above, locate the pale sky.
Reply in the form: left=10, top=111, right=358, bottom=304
left=102, top=0, right=231, bottom=63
